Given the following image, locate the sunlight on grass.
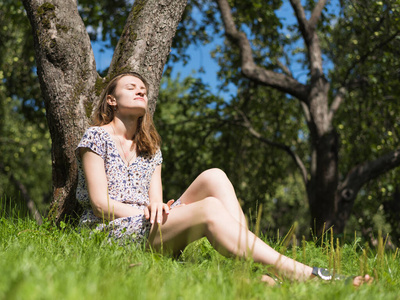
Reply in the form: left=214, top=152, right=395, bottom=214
left=0, top=197, right=399, bottom=300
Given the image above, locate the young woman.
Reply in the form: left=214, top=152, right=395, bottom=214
left=76, top=72, right=371, bottom=286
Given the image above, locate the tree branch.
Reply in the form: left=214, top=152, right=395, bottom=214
left=290, top=0, right=309, bottom=36
left=216, top=0, right=309, bottom=102
left=275, top=59, right=293, bottom=77
left=339, top=148, right=400, bottom=201
left=290, top=0, right=327, bottom=43
left=309, top=0, right=328, bottom=29
left=235, top=109, right=309, bottom=185
left=300, top=101, right=311, bottom=124
left=289, top=0, right=326, bottom=77
left=328, top=86, right=346, bottom=123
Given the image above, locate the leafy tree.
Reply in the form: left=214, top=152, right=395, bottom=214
left=329, top=0, right=400, bottom=241
left=5, top=0, right=399, bottom=242
left=0, top=96, right=51, bottom=222
left=155, top=73, right=311, bottom=236
left=0, top=0, right=50, bottom=222
left=0, top=0, right=45, bottom=122
left=173, top=0, right=400, bottom=235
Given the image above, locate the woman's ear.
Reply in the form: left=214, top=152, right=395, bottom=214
left=106, top=95, right=117, bottom=107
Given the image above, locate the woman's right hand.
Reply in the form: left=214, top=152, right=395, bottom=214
left=144, top=202, right=170, bottom=224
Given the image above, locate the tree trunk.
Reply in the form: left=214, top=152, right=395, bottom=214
left=22, top=0, right=187, bottom=223
left=303, top=70, right=339, bottom=235
left=22, top=0, right=98, bottom=222
left=307, top=129, right=339, bottom=235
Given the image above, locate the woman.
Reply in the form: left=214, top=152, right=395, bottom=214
left=76, top=72, right=371, bottom=286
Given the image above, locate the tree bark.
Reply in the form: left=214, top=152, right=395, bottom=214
left=108, top=0, right=187, bottom=114
left=22, top=0, right=187, bottom=223
left=22, top=0, right=98, bottom=222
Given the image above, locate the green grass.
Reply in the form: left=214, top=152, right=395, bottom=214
left=0, top=207, right=399, bottom=299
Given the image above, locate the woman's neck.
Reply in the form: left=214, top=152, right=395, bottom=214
left=111, top=116, right=139, bottom=141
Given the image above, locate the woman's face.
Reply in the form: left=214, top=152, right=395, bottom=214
left=109, top=75, right=148, bottom=116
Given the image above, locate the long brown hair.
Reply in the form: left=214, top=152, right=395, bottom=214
left=92, top=72, right=161, bottom=156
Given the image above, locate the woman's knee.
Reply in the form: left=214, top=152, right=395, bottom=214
left=199, top=196, right=226, bottom=223
left=198, top=168, right=228, bottom=186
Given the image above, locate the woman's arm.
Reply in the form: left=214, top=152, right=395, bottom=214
left=149, top=164, right=163, bottom=204
left=81, top=148, right=143, bottom=220
left=146, top=164, right=170, bottom=224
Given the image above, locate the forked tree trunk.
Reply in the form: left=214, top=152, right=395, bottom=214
left=22, top=0, right=187, bottom=223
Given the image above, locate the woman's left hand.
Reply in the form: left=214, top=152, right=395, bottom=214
left=166, top=199, right=186, bottom=209
left=144, top=202, right=170, bottom=224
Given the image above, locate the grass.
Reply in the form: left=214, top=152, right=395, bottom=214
left=0, top=201, right=399, bottom=300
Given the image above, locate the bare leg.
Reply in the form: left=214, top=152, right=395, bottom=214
left=178, top=169, right=247, bottom=226
left=158, top=170, right=373, bottom=285
left=148, top=197, right=313, bottom=281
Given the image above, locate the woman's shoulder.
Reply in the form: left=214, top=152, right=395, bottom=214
left=151, top=148, right=163, bottom=165
left=83, top=126, right=111, bottom=140
left=85, top=126, right=107, bottom=134
left=155, top=148, right=162, bottom=157
left=77, top=126, right=112, bottom=156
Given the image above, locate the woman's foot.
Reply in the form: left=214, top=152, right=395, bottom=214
left=311, top=267, right=373, bottom=286
left=260, top=274, right=278, bottom=286
left=261, top=271, right=373, bottom=287
left=352, top=274, right=373, bottom=287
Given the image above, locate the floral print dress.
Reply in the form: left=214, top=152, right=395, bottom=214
left=76, top=126, right=168, bottom=244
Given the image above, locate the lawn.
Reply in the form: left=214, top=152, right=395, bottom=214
left=0, top=207, right=399, bottom=299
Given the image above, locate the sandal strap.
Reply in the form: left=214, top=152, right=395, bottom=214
left=312, top=267, right=349, bottom=281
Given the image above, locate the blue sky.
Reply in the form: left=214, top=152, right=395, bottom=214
left=90, top=25, right=232, bottom=98
left=91, top=1, right=339, bottom=99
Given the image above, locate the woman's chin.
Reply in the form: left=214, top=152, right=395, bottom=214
left=127, top=106, right=147, bottom=116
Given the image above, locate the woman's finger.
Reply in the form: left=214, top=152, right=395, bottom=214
left=149, top=204, right=157, bottom=224
left=166, top=199, right=175, bottom=208
left=157, top=205, right=163, bottom=223
left=144, top=206, right=150, bottom=220
left=163, top=203, right=170, bottom=215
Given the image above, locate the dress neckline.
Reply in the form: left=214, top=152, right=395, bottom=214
left=98, top=126, right=138, bottom=166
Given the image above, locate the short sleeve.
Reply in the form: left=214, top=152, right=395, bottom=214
left=76, top=127, right=107, bottom=160
left=154, top=149, right=163, bottom=165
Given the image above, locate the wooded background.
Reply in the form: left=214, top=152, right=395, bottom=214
left=1, top=0, right=399, bottom=244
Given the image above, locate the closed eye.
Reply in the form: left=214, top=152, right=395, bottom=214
left=125, top=83, right=147, bottom=95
